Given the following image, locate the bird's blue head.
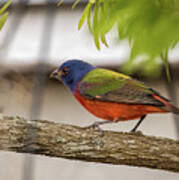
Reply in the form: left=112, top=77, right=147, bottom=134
left=50, top=59, right=95, bottom=92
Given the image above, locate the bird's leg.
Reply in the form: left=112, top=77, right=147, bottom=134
left=86, top=120, right=112, bottom=132
left=86, top=117, right=121, bottom=133
left=130, top=115, right=146, bottom=132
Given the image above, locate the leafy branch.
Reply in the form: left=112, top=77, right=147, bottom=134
left=64, top=0, right=179, bottom=77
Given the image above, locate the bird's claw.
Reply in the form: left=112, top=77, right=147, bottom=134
left=86, top=122, right=101, bottom=130
left=130, top=129, right=143, bottom=135
left=85, top=122, right=104, bottom=135
left=130, top=128, right=137, bottom=133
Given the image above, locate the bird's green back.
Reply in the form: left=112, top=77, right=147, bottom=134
left=81, top=69, right=129, bottom=96
left=79, top=68, right=163, bottom=106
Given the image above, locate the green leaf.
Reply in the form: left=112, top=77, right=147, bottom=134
left=101, top=34, right=108, bottom=47
left=162, top=49, right=171, bottom=81
left=92, top=0, right=100, bottom=49
left=87, top=6, right=93, bottom=33
left=72, top=0, right=81, bottom=9
left=78, top=3, right=93, bottom=30
left=0, top=1, right=11, bottom=15
left=0, top=1, right=11, bottom=31
left=0, top=12, right=8, bottom=31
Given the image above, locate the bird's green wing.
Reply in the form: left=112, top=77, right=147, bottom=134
left=79, top=68, right=164, bottom=106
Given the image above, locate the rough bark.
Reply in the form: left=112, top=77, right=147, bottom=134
left=0, top=116, right=179, bottom=173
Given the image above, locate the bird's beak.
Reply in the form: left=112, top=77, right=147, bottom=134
left=49, top=69, right=62, bottom=81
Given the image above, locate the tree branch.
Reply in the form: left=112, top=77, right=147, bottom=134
left=0, top=116, right=179, bottom=173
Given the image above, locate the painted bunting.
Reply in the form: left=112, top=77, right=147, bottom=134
left=50, top=59, right=179, bottom=132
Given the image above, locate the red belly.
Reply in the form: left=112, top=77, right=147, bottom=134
left=74, top=91, right=168, bottom=121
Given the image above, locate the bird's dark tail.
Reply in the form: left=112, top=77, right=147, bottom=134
left=166, top=103, right=179, bottom=115
left=153, top=94, right=179, bottom=114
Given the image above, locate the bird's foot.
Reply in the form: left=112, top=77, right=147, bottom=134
left=130, top=127, right=137, bottom=133
left=86, top=122, right=103, bottom=131
left=130, top=129, right=143, bottom=135
left=85, top=122, right=104, bottom=135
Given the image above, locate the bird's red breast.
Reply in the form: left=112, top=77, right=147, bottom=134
left=74, top=89, right=168, bottom=121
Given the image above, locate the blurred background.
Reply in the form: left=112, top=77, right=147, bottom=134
left=0, top=0, right=179, bottom=180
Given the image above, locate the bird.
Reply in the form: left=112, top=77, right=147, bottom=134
left=50, top=59, right=179, bottom=132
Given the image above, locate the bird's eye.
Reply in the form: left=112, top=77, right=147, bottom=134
left=61, top=67, right=69, bottom=76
